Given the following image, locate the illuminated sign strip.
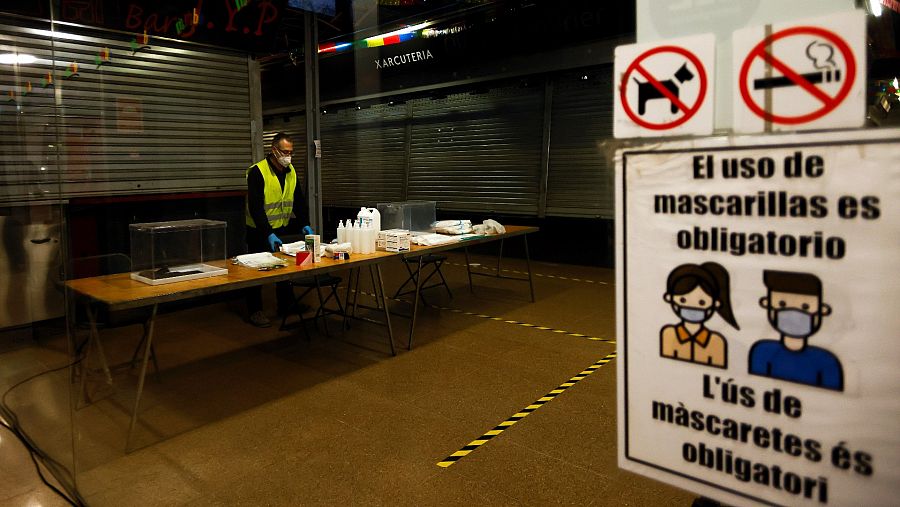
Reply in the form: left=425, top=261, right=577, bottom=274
left=318, top=21, right=434, bottom=53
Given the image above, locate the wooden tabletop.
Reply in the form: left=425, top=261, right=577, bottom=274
left=65, top=225, right=539, bottom=310
left=65, top=250, right=397, bottom=310
left=403, top=225, right=539, bottom=257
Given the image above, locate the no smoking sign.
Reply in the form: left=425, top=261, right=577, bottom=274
left=615, top=33, right=715, bottom=139
left=733, top=11, right=866, bottom=133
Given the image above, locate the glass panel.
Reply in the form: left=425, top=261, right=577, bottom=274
left=0, top=8, right=78, bottom=505
left=0, top=2, right=894, bottom=505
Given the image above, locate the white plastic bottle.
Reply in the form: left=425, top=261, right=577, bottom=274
left=351, top=220, right=360, bottom=253
left=362, top=222, right=373, bottom=254
left=360, top=223, right=368, bottom=254
left=367, top=207, right=381, bottom=232
left=337, top=220, right=345, bottom=244
left=349, top=220, right=356, bottom=253
left=357, top=206, right=372, bottom=229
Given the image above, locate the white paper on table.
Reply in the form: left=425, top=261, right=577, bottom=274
left=279, top=241, right=307, bottom=256
left=411, top=233, right=460, bottom=246
left=234, top=252, right=287, bottom=268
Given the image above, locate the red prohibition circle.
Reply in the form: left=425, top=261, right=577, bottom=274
left=619, top=45, right=708, bottom=130
left=739, top=26, right=856, bottom=125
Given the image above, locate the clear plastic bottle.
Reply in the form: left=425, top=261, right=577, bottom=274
left=336, top=220, right=345, bottom=244
left=351, top=220, right=360, bottom=253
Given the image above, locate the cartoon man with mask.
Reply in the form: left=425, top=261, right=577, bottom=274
left=749, top=270, right=843, bottom=391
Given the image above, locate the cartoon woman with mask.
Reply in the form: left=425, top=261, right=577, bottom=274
left=660, top=262, right=739, bottom=369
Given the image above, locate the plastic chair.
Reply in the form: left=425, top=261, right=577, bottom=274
left=279, top=274, right=345, bottom=337
left=393, top=254, right=452, bottom=305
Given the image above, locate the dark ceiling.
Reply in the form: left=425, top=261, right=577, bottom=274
left=265, top=0, right=534, bottom=67
left=261, top=0, right=635, bottom=107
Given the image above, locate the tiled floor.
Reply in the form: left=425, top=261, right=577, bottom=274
left=1, top=251, right=695, bottom=506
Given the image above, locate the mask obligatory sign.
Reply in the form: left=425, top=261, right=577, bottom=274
left=615, top=128, right=900, bottom=505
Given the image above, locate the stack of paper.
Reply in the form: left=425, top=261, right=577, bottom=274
left=234, top=252, right=287, bottom=268
left=280, top=241, right=307, bottom=256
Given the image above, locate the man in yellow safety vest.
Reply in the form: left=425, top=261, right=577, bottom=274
left=245, top=132, right=313, bottom=327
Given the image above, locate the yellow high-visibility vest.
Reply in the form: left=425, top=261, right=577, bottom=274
left=245, top=158, right=297, bottom=229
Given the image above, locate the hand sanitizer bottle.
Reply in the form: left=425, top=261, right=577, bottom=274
left=351, top=220, right=360, bottom=253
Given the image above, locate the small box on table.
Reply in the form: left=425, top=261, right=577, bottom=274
left=304, top=235, right=321, bottom=263
left=377, top=229, right=411, bottom=252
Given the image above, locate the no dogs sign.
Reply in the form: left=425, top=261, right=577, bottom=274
left=615, top=129, right=900, bottom=505
left=614, top=33, right=715, bottom=138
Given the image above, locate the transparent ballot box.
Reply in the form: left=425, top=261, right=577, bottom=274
left=377, top=201, right=436, bottom=235
left=129, top=219, right=228, bottom=285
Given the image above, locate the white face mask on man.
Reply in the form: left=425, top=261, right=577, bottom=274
left=273, top=145, right=292, bottom=168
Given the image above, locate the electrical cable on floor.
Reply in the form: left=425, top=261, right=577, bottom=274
left=1, top=356, right=85, bottom=507
left=0, top=423, right=78, bottom=507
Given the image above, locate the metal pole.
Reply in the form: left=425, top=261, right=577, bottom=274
left=304, top=11, right=323, bottom=232
left=538, top=78, right=553, bottom=218
left=248, top=57, right=264, bottom=163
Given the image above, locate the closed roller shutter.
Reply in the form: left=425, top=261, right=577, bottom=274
left=407, top=87, right=543, bottom=215
left=0, top=21, right=253, bottom=204
left=320, top=103, right=407, bottom=207
left=546, top=68, right=614, bottom=218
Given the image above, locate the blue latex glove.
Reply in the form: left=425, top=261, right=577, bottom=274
left=302, top=225, right=314, bottom=235
left=267, top=233, right=282, bottom=252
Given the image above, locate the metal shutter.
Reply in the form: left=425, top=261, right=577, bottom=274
left=407, top=87, right=543, bottom=215
left=319, top=103, right=407, bottom=207
left=546, top=68, right=614, bottom=218
left=0, top=21, right=253, bottom=205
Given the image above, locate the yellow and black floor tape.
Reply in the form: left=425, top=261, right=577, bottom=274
left=436, top=351, right=617, bottom=468
left=447, top=262, right=608, bottom=285
left=351, top=290, right=614, bottom=344
left=428, top=304, right=615, bottom=344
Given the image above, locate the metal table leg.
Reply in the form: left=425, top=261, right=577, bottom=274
left=343, top=267, right=356, bottom=330
left=130, top=320, right=161, bottom=381
left=463, top=247, right=474, bottom=293
left=314, top=276, right=330, bottom=337
left=78, top=303, right=112, bottom=406
left=523, top=234, right=536, bottom=303
left=85, top=303, right=112, bottom=384
left=368, top=267, right=381, bottom=310
left=374, top=265, right=396, bottom=356
left=407, top=255, right=424, bottom=350
left=496, top=238, right=505, bottom=277
left=126, top=303, right=158, bottom=452
left=344, top=267, right=363, bottom=330
left=351, top=267, right=362, bottom=322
